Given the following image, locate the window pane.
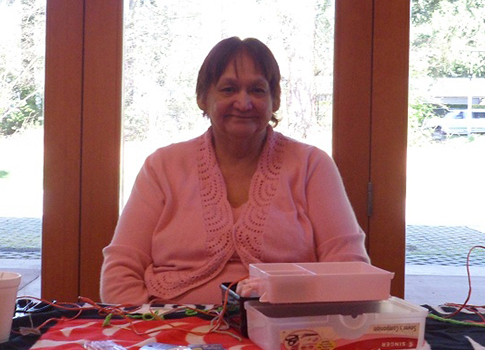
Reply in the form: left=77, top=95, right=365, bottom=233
left=406, top=0, right=485, bottom=304
left=0, top=0, right=45, bottom=297
left=122, top=0, right=335, bottom=206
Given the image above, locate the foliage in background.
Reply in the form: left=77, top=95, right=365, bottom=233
left=408, top=0, right=485, bottom=145
left=0, top=0, right=45, bottom=136
left=411, top=0, right=485, bottom=79
left=1, top=0, right=484, bottom=146
left=123, top=0, right=335, bottom=143
left=408, top=95, right=443, bottom=145
left=1, top=83, right=43, bottom=135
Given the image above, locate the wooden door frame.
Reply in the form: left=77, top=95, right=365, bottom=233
left=42, top=0, right=409, bottom=301
left=334, top=0, right=409, bottom=297
left=42, top=0, right=122, bottom=301
left=42, top=0, right=84, bottom=301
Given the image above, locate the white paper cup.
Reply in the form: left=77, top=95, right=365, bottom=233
left=0, top=272, right=21, bottom=343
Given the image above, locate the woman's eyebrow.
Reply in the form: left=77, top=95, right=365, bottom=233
left=217, top=77, right=238, bottom=85
left=216, top=76, right=269, bottom=88
left=251, top=78, right=270, bottom=86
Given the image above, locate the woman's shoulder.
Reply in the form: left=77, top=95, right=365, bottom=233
left=147, top=131, right=206, bottom=162
left=271, top=131, right=340, bottom=181
left=273, top=130, right=332, bottom=162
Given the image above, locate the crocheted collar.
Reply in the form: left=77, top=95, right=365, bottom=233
left=197, top=126, right=285, bottom=265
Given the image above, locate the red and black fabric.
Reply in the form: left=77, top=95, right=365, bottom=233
left=3, top=303, right=485, bottom=350
left=424, top=305, right=485, bottom=350
left=1, top=304, right=260, bottom=350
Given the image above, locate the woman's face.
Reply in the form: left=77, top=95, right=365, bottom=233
left=198, top=53, right=279, bottom=142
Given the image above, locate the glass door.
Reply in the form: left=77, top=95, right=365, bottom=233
left=40, top=0, right=409, bottom=300
left=0, top=0, right=45, bottom=297
left=406, top=0, right=485, bottom=305
left=121, top=0, right=335, bottom=205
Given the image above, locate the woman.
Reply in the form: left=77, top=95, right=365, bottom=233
left=100, top=37, right=369, bottom=305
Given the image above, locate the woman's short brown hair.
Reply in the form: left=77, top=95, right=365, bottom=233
left=196, top=37, right=281, bottom=126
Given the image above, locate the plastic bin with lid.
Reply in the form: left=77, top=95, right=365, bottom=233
left=245, top=296, right=428, bottom=350
left=249, top=262, right=395, bottom=303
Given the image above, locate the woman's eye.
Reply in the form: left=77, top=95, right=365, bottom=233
left=252, top=87, right=267, bottom=95
left=220, top=86, right=236, bottom=94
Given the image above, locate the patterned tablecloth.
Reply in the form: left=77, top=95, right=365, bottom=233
left=1, top=302, right=484, bottom=350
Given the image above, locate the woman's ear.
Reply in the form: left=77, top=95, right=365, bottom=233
left=197, top=96, right=206, bottom=112
left=272, top=96, right=280, bottom=112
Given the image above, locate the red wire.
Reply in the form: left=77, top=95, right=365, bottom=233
left=15, top=276, right=251, bottom=337
left=443, top=245, right=485, bottom=320
left=210, top=275, right=248, bottom=332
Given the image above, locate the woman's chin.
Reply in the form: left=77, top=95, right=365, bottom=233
left=226, top=125, right=266, bottom=140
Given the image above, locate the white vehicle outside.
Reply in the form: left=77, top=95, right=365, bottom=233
left=423, top=109, right=485, bottom=138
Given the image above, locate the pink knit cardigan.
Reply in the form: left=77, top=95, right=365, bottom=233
left=100, top=127, right=369, bottom=304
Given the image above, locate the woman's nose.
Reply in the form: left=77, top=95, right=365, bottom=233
left=233, top=91, right=253, bottom=110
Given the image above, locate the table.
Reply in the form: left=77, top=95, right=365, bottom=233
left=1, top=301, right=260, bottom=350
left=1, top=301, right=484, bottom=350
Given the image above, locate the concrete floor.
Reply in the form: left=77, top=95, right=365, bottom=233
left=1, top=259, right=41, bottom=297
left=405, top=265, right=485, bottom=306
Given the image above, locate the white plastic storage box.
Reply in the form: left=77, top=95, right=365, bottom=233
left=249, top=262, right=394, bottom=303
left=245, top=297, right=428, bottom=350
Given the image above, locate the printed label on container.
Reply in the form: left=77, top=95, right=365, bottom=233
left=370, top=323, right=420, bottom=337
left=280, top=323, right=421, bottom=350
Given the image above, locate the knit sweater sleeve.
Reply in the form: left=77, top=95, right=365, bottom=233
left=100, top=150, right=165, bottom=305
left=305, top=147, right=370, bottom=263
